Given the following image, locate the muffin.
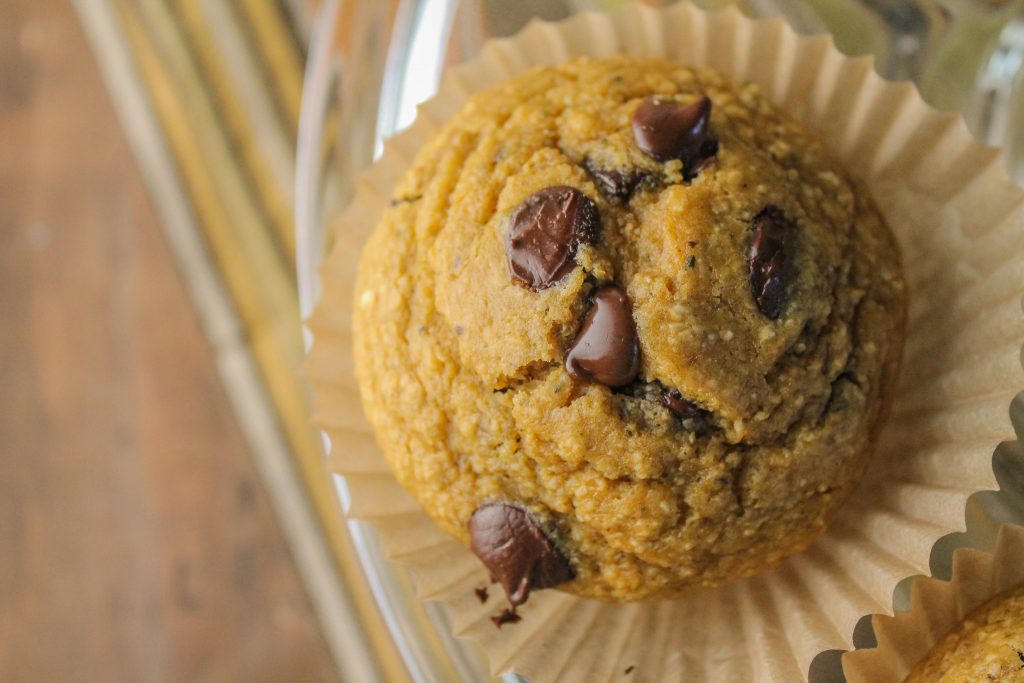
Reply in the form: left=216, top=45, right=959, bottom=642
left=352, top=56, right=906, bottom=603
left=904, top=583, right=1024, bottom=682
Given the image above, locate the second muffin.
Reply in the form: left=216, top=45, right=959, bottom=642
left=904, top=583, right=1024, bottom=682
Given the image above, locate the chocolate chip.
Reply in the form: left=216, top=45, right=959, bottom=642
left=632, top=96, right=718, bottom=181
left=468, top=503, right=574, bottom=607
left=565, top=285, right=641, bottom=387
left=491, top=608, right=522, bottom=628
left=625, top=665, right=635, bottom=675
left=584, top=161, right=642, bottom=200
left=474, top=586, right=489, bottom=603
left=505, top=186, right=600, bottom=290
left=748, top=205, right=796, bottom=320
left=663, top=389, right=711, bottom=435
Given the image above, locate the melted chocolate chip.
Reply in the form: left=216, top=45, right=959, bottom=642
left=632, top=96, right=718, bottom=181
left=505, top=186, right=600, bottom=290
left=468, top=503, right=574, bottom=607
left=663, top=389, right=712, bottom=435
left=619, top=381, right=714, bottom=434
left=748, top=205, right=796, bottom=320
left=474, top=586, right=489, bottom=603
left=565, top=285, right=641, bottom=387
left=491, top=608, right=522, bottom=628
left=584, top=161, right=643, bottom=200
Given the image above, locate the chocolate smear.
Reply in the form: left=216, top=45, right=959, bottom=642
left=584, top=161, right=643, bottom=200
left=491, top=608, right=522, bottom=628
left=468, top=502, right=574, bottom=607
left=632, top=96, right=718, bottom=181
left=748, top=205, right=796, bottom=320
left=566, top=285, right=641, bottom=387
left=506, top=186, right=600, bottom=290
left=663, top=389, right=712, bottom=435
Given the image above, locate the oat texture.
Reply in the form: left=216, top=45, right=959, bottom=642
left=350, top=56, right=906, bottom=600
left=905, top=584, right=1024, bottom=682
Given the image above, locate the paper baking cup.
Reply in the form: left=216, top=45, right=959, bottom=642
left=305, top=3, right=1024, bottom=680
left=842, top=523, right=1024, bottom=682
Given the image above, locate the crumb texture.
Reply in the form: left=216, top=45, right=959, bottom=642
left=905, top=584, right=1024, bottom=682
left=350, top=56, right=906, bottom=600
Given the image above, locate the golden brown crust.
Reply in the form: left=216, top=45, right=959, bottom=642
left=350, top=57, right=906, bottom=600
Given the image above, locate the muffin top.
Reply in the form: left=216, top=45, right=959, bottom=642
left=351, top=56, right=905, bottom=602
left=905, top=583, right=1024, bottom=682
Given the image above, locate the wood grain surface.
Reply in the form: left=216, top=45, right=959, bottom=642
left=0, top=1, right=339, bottom=681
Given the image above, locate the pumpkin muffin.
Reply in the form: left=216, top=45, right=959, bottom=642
left=350, top=56, right=906, bottom=602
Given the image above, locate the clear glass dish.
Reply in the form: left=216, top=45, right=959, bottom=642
left=296, top=2, right=1024, bottom=681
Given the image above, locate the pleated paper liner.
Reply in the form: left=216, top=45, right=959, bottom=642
left=842, top=522, right=1024, bottom=682
left=305, top=3, right=1024, bottom=681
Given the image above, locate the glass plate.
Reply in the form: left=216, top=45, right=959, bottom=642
left=296, top=2, right=1024, bottom=681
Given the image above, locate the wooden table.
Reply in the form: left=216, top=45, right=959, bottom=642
left=0, top=1, right=339, bottom=680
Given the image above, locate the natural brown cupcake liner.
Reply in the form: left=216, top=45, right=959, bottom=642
left=842, top=522, right=1024, bottom=682
left=305, top=3, right=1024, bottom=680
